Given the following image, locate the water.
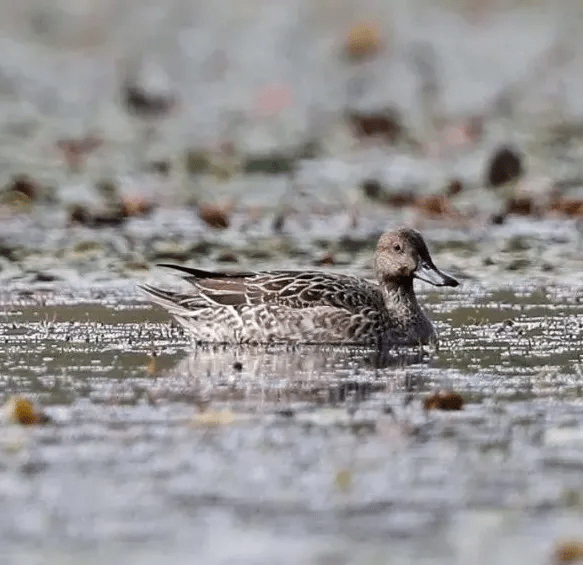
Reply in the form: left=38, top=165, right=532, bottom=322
left=2, top=276, right=583, bottom=564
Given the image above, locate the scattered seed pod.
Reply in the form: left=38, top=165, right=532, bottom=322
left=423, top=390, right=464, bottom=411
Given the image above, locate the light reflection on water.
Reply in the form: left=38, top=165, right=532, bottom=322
left=0, top=283, right=582, bottom=404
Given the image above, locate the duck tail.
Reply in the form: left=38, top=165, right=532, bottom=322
left=138, top=284, right=189, bottom=315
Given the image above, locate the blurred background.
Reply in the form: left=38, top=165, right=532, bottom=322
left=1, top=0, right=583, bottom=271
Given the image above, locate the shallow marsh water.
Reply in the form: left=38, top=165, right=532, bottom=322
left=2, top=254, right=583, bottom=564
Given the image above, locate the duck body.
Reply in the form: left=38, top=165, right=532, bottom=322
left=141, top=228, right=459, bottom=346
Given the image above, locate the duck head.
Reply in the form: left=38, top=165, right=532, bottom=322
left=374, top=228, right=459, bottom=287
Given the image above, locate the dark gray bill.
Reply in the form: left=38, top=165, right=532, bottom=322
left=414, top=260, right=459, bottom=287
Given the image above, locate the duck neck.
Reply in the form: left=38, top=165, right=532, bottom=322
left=381, top=277, right=421, bottom=315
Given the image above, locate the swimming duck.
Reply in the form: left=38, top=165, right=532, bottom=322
left=140, top=227, right=459, bottom=346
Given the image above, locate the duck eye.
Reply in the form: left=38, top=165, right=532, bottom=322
left=393, top=242, right=401, bottom=252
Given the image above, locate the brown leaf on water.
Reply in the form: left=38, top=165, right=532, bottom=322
left=415, top=194, right=462, bottom=219
left=505, top=197, right=534, bottom=216
left=56, top=134, right=103, bottom=170
left=198, top=203, right=232, bottom=229
left=344, top=21, right=384, bottom=61
left=549, top=197, right=583, bottom=217
left=423, top=390, right=464, bottom=411
left=5, top=397, right=50, bottom=425
left=121, top=195, right=155, bottom=218
left=346, top=108, right=403, bottom=143
left=554, top=540, right=583, bottom=563
left=314, top=252, right=335, bottom=266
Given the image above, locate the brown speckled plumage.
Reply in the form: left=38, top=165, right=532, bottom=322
left=140, top=228, right=459, bottom=346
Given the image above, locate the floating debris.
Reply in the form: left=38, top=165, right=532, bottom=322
left=56, top=134, right=103, bottom=170
left=423, top=390, right=464, bottom=411
left=6, top=174, right=39, bottom=201
left=197, top=203, right=231, bottom=229
left=553, top=540, right=583, bottom=563
left=121, top=195, right=155, bottom=218
left=346, top=108, right=403, bottom=143
left=344, top=21, right=384, bottom=61
left=446, top=178, right=464, bottom=196
left=122, top=83, right=177, bottom=118
left=505, top=197, right=534, bottom=216
left=415, top=194, right=460, bottom=219
left=550, top=197, right=583, bottom=217
left=216, top=251, right=239, bottom=263
left=314, top=251, right=335, bottom=266
left=5, top=397, right=49, bottom=425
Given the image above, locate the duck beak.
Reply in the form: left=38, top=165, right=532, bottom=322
left=414, top=260, right=459, bottom=287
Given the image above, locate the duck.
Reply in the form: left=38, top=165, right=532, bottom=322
left=140, top=227, right=459, bottom=346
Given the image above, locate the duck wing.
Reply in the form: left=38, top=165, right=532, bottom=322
left=149, top=264, right=385, bottom=313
